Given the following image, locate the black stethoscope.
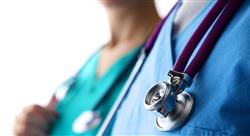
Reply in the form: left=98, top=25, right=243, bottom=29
left=98, top=0, right=243, bottom=134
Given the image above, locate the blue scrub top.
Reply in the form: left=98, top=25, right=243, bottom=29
left=110, top=1, right=250, bottom=135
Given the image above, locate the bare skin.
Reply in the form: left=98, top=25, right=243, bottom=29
left=14, top=105, right=58, bottom=136
left=173, top=1, right=210, bottom=38
left=97, top=0, right=160, bottom=77
left=14, top=1, right=211, bottom=135
left=13, top=1, right=160, bottom=136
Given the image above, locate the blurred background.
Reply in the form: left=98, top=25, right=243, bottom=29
left=0, top=0, right=176, bottom=135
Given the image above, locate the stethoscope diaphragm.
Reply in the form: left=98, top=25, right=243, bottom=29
left=72, top=111, right=102, bottom=133
left=144, top=77, right=194, bottom=131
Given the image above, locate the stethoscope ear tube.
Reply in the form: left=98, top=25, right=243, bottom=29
left=47, top=77, right=75, bottom=109
left=185, top=0, right=244, bottom=78
left=173, top=0, right=230, bottom=73
left=144, top=0, right=244, bottom=132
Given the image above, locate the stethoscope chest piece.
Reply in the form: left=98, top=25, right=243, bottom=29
left=156, top=91, right=193, bottom=131
left=144, top=70, right=194, bottom=131
left=72, top=111, right=102, bottom=134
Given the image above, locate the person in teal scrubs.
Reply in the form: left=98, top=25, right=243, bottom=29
left=13, top=1, right=160, bottom=135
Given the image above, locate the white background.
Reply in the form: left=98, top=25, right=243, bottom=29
left=0, top=0, right=176, bottom=135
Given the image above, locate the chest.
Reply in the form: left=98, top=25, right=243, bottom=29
left=111, top=1, right=250, bottom=135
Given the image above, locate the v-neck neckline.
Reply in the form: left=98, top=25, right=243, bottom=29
left=168, top=1, right=214, bottom=65
left=94, top=46, right=141, bottom=82
left=90, top=46, right=141, bottom=108
left=167, top=2, right=183, bottom=66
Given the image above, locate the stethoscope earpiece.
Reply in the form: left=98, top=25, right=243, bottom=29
left=144, top=71, right=194, bottom=131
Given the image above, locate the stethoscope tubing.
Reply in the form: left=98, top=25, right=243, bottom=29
left=97, top=0, right=244, bottom=134
left=97, top=4, right=179, bottom=135
left=97, top=50, right=146, bottom=136
left=174, top=0, right=244, bottom=78
left=173, top=0, right=229, bottom=74
left=184, top=0, right=244, bottom=78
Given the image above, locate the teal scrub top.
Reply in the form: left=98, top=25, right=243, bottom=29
left=49, top=46, right=141, bottom=136
left=111, top=1, right=250, bottom=135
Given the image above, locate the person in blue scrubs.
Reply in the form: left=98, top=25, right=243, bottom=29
left=110, top=1, right=250, bottom=135
left=13, top=1, right=160, bottom=136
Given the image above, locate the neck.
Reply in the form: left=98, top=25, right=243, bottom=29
left=174, top=1, right=210, bottom=38
left=106, top=3, right=160, bottom=48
